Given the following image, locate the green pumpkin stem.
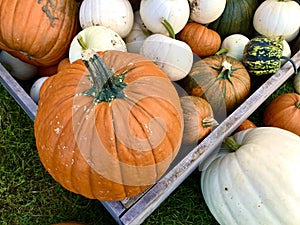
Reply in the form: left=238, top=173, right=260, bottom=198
left=215, top=59, right=236, bottom=83
left=281, top=55, right=297, bottom=74
left=296, top=100, right=300, bottom=108
left=77, top=35, right=89, bottom=51
left=160, top=17, right=175, bottom=39
left=215, top=48, right=229, bottom=56
left=224, top=137, right=241, bottom=152
left=202, top=117, right=219, bottom=128
left=80, top=48, right=128, bottom=103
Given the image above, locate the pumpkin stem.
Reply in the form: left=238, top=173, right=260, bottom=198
left=80, top=49, right=128, bottom=103
left=77, top=35, right=89, bottom=51
left=202, top=117, right=219, bottom=128
left=215, top=59, right=235, bottom=83
left=224, top=137, right=241, bottom=152
left=160, top=17, right=175, bottom=39
left=281, top=56, right=297, bottom=74
left=296, top=100, right=300, bottom=108
left=215, top=48, right=229, bottom=56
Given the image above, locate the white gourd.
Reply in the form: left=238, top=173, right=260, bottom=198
left=253, top=0, right=300, bottom=42
left=201, top=127, right=300, bottom=225
left=188, top=0, right=226, bottom=24
left=79, top=0, right=134, bottom=38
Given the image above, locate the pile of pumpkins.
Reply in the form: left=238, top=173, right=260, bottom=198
left=0, top=0, right=300, bottom=224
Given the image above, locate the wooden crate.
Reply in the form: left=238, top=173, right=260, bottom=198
left=1, top=50, right=299, bottom=225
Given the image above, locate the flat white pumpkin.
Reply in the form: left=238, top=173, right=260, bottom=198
left=201, top=127, right=300, bottom=225
left=139, top=0, right=190, bottom=35
left=0, top=50, right=37, bottom=80
left=139, top=34, right=193, bottom=81
left=253, top=0, right=300, bottom=42
left=79, top=0, right=134, bottom=38
left=189, top=0, right=226, bottom=24
left=68, top=26, right=127, bottom=63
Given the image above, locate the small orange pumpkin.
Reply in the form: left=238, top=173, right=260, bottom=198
left=263, top=93, right=300, bottom=136
left=235, top=119, right=257, bottom=133
left=177, top=55, right=251, bottom=117
left=0, top=0, right=79, bottom=67
left=178, top=22, right=221, bottom=58
left=34, top=49, right=184, bottom=201
left=180, top=96, right=218, bottom=145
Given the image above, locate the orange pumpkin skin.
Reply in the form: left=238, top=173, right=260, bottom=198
left=34, top=50, right=184, bottom=201
left=235, top=119, right=257, bottom=133
left=177, top=55, right=251, bottom=117
left=263, top=93, right=300, bottom=136
left=0, top=0, right=79, bottom=67
left=178, top=22, right=221, bottom=58
left=180, top=96, right=218, bottom=145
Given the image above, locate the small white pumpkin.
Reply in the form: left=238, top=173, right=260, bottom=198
left=201, top=127, right=300, bottom=225
left=281, top=39, right=291, bottom=64
left=0, top=50, right=37, bottom=80
left=253, top=0, right=300, bottom=42
left=293, top=70, right=300, bottom=94
left=188, top=0, right=226, bottom=24
left=140, top=33, right=193, bottom=81
left=79, top=0, right=134, bottom=38
left=68, top=26, right=127, bottom=63
left=125, top=11, right=150, bottom=53
left=139, top=0, right=190, bottom=36
left=220, top=34, right=250, bottom=61
left=30, top=76, right=49, bottom=103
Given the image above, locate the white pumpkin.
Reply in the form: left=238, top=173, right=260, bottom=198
left=68, top=26, right=127, bottom=63
left=125, top=11, right=150, bottom=53
left=140, top=33, right=193, bottom=81
left=139, top=0, right=190, bottom=36
left=220, top=34, right=250, bottom=61
left=293, top=70, right=300, bottom=94
left=253, top=0, right=300, bottom=42
left=281, top=39, right=291, bottom=64
left=30, top=76, right=49, bottom=103
left=0, top=50, right=37, bottom=80
left=79, top=0, right=134, bottom=38
left=201, top=127, right=300, bottom=225
left=188, top=0, right=226, bottom=24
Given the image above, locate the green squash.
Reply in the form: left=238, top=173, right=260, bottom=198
left=208, top=0, right=259, bottom=39
left=243, top=36, right=296, bottom=76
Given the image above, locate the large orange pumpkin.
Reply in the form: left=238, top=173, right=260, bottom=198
left=0, top=0, right=79, bottom=67
left=263, top=93, right=300, bottom=136
left=34, top=49, right=184, bottom=201
left=177, top=55, right=251, bottom=118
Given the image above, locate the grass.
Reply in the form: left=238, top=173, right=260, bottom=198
left=0, top=83, right=218, bottom=225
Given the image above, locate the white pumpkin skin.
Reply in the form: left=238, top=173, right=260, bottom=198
left=79, top=0, right=134, bottom=38
left=30, top=76, right=49, bottom=103
left=125, top=11, right=149, bottom=53
left=220, top=34, right=249, bottom=61
left=68, top=26, right=127, bottom=63
left=139, top=34, right=193, bottom=81
left=139, top=0, right=190, bottom=36
left=0, top=50, right=37, bottom=80
left=188, top=0, right=226, bottom=24
left=201, top=127, right=300, bottom=225
left=293, top=70, right=300, bottom=94
left=253, top=0, right=300, bottom=42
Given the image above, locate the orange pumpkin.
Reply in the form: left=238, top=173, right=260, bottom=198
left=0, top=0, right=79, bottom=67
left=235, top=119, right=257, bottom=133
left=34, top=50, right=184, bottom=201
left=177, top=55, right=251, bottom=118
left=178, top=22, right=221, bottom=58
left=263, top=93, right=300, bottom=136
left=180, top=96, right=218, bottom=145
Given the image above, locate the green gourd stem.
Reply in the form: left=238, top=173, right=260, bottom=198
left=224, top=136, right=241, bottom=152
left=77, top=35, right=89, bottom=50
left=215, top=48, right=229, bottom=56
left=160, top=17, right=175, bottom=39
left=281, top=56, right=297, bottom=74
left=215, top=59, right=235, bottom=84
left=296, top=100, right=300, bottom=108
left=79, top=48, right=127, bottom=103
left=202, top=117, right=219, bottom=128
